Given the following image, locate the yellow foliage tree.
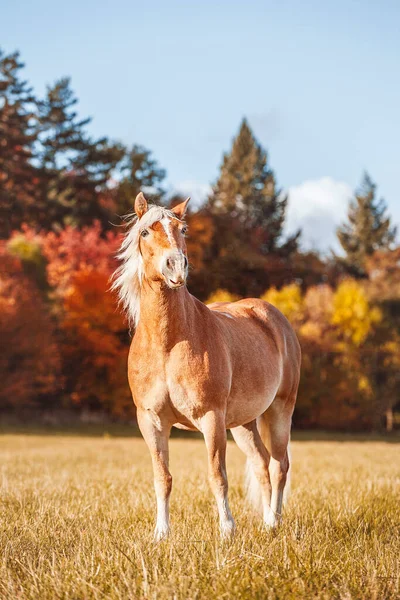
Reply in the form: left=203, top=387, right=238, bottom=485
left=206, top=289, right=241, bottom=304
left=331, top=279, right=381, bottom=346
left=261, top=283, right=304, bottom=323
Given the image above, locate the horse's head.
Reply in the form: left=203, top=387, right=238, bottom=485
left=134, top=192, right=189, bottom=289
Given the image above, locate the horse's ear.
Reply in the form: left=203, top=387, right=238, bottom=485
left=172, top=197, right=190, bottom=219
left=134, top=192, right=148, bottom=218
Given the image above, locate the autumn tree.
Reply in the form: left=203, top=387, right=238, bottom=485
left=37, top=223, right=132, bottom=416
left=365, top=248, right=400, bottom=431
left=0, top=245, right=61, bottom=409
left=337, top=173, right=396, bottom=276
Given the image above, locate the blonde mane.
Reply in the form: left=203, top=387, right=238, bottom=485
left=112, top=205, right=176, bottom=328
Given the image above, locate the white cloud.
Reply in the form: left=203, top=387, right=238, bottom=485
left=169, top=180, right=212, bottom=209
left=286, top=177, right=352, bottom=253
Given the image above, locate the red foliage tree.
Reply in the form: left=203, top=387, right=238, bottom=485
left=37, top=223, right=132, bottom=416
left=0, top=246, right=61, bottom=409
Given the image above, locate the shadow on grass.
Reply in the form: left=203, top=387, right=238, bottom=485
left=0, top=420, right=399, bottom=442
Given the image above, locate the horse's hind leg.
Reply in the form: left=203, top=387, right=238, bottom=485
left=259, top=399, right=293, bottom=527
left=230, top=421, right=273, bottom=526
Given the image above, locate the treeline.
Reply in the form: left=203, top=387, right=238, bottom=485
left=1, top=48, right=399, bottom=430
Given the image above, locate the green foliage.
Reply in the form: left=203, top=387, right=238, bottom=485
left=337, top=173, right=396, bottom=276
left=115, top=145, right=166, bottom=216
left=0, top=49, right=38, bottom=237
left=36, top=77, right=126, bottom=229
left=209, top=118, right=299, bottom=255
left=0, top=49, right=166, bottom=235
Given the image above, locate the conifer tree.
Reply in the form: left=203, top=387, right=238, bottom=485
left=0, top=49, right=39, bottom=237
left=209, top=118, right=299, bottom=255
left=337, top=173, right=396, bottom=276
left=37, top=78, right=124, bottom=229
left=115, top=145, right=166, bottom=216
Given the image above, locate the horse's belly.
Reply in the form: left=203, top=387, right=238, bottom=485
left=225, top=387, right=277, bottom=428
left=224, top=356, right=282, bottom=428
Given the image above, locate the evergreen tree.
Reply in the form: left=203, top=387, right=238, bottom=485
left=337, top=173, right=396, bottom=276
left=115, top=145, right=166, bottom=216
left=0, top=49, right=39, bottom=237
left=37, top=78, right=124, bottom=229
left=209, top=118, right=299, bottom=255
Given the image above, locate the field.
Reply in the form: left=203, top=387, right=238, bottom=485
left=0, top=429, right=399, bottom=599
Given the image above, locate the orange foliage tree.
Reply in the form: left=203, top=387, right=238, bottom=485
left=0, top=246, right=61, bottom=409
left=11, top=222, right=133, bottom=417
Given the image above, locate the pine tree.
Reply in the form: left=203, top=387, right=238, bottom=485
left=209, top=118, right=299, bottom=255
left=115, top=145, right=166, bottom=216
left=0, top=49, right=39, bottom=237
left=337, top=173, right=396, bottom=276
left=37, top=78, right=124, bottom=229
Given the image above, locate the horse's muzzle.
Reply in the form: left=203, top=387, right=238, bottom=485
left=162, top=251, right=188, bottom=289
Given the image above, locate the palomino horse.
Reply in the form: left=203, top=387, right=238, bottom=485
left=113, top=193, right=301, bottom=541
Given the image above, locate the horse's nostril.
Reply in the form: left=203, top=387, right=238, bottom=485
left=184, top=256, right=188, bottom=268
left=166, top=258, right=172, bottom=269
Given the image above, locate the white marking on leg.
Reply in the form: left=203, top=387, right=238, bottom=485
left=154, top=495, right=170, bottom=542
left=217, top=492, right=236, bottom=538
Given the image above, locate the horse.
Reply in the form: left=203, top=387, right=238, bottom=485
left=112, top=192, right=301, bottom=541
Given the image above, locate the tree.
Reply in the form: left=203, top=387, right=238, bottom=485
left=0, top=49, right=39, bottom=237
left=36, top=223, right=132, bottom=416
left=37, top=78, right=125, bottom=229
left=209, top=118, right=299, bottom=255
left=331, top=279, right=381, bottom=346
left=261, top=283, right=304, bottom=324
left=0, top=245, right=61, bottom=409
left=61, top=268, right=132, bottom=416
left=365, top=248, right=400, bottom=431
left=337, top=173, right=396, bottom=276
left=114, top=145, right=166, bottom=217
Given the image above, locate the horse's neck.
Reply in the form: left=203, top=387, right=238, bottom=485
left=137, top=280, right=194, bottom=345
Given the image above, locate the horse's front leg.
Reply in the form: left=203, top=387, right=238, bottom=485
left=137, top=409, right=172, bottom=542
left=200, top=410, right=235, bottom=539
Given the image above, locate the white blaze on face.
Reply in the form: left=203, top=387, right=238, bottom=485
left=160, top=217, right=175, bottom=247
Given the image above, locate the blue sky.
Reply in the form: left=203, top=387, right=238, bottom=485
left=2, top=0, right=400, bottom=250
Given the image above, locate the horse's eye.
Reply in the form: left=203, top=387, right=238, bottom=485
left=181, top=226, right=187, bottom=235
left=141, top=229, right=149, bottom=238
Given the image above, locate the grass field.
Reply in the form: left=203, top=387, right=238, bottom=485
left=0, top=430, right=399, bottom=599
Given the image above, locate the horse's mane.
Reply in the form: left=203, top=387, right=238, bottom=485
left=111, top=205, right=176, bottom=328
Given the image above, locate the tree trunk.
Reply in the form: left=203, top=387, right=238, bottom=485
left=385, top=407, right=393, bottom=432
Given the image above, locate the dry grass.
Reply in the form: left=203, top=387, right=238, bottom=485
left=0, top=431, right=399, bottom=599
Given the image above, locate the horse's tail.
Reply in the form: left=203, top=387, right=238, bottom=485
left=244, top=425, right=291, bottom=512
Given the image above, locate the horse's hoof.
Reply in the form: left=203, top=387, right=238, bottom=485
left=153, top=528, right=170, bottom=543
left=263, top=509, right=281, bottom=529
left=220, top=519, right=236, bottom=540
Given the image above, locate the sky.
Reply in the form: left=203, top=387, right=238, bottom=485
left=2, top=0, right=400, bottom=251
